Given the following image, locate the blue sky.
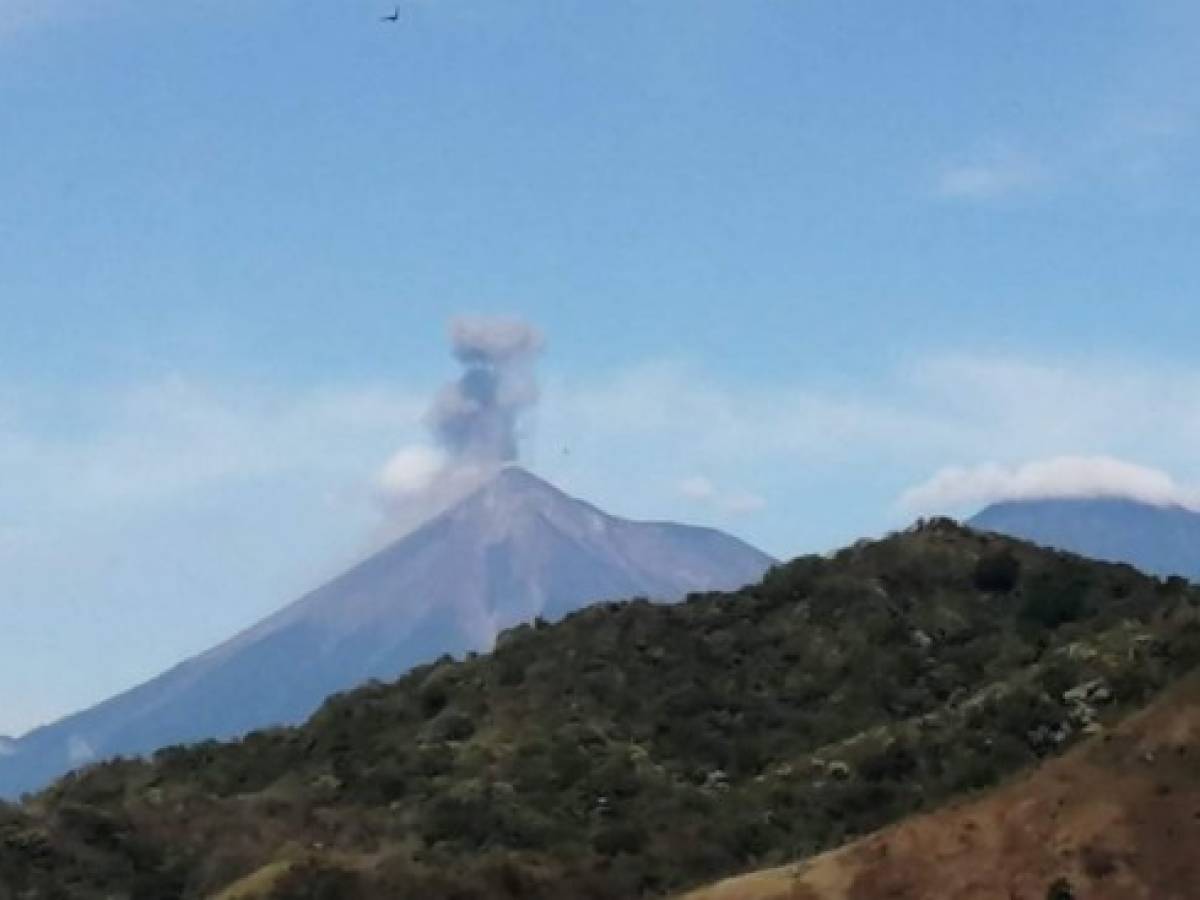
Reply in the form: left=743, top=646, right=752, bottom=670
left=2, top=0, right=1200, bottom=735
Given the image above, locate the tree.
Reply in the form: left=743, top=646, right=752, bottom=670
left=973, top=550, right=1020, bottom=594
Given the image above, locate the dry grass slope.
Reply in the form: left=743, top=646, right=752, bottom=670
left=683, top=672, right=1200, bottom=900
left=209, top=861, right=294, bottom=900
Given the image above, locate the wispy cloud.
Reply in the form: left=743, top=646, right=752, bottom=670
left=935, top=103, right=1197, bottom=205
left=8, top=352, right=1200, bottom=733
left=0, top=376, right=430, bottom=734
left=542, top=354, right=1200, bottom=529
left=935, top=145, right=1049, bottom=201
left=1089, top=105, right=1197, bottom=191
left=0, top=377, right=427, bottom=512
left=900, top=456, right=1200, bottom=514
left=0, top=0, right=90, bottom=38
left=677, top=475, right=765, bottom=515
left=543, top=361, right=958, bottom=465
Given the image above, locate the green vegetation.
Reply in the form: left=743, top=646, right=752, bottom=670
left=3, top=519, right=1200, bottom=899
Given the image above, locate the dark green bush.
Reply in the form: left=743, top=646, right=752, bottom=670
left=973, top=550, right=1021, bottom=594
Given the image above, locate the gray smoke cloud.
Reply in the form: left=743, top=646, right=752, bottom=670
left=428, top=316, right=544, bottom=464
left=375, top=316, right=544, bottom=540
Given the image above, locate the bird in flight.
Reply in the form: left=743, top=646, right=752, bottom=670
left=380, top=6, right=401, bottom=22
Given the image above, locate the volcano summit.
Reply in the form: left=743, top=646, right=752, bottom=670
left=0, top=467, right=772, bottom=798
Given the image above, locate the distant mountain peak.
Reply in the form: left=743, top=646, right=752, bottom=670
left=969, top=495, right=1200, bottom=580
left=453, top=464, right=580, bottom=515
left=0, top=468, right=773, bottom=798
left=484, top=463, right=549, bottom=491
left=440, top=466, right=616, bottom=543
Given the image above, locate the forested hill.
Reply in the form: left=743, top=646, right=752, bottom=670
left=4, top=519, right=1200, bottom=899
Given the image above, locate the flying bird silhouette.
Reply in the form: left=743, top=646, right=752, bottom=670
left=380, top=6, right=400, bottom=22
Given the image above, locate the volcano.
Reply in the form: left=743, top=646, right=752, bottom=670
left=0, top=467, right=772, bottom=797
left=969, top=496, right=1200, bottom=580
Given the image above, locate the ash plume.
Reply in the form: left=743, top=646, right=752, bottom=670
left=376, top=316, right=544, bottom=536
left=429, top=316, right=544, bottom=464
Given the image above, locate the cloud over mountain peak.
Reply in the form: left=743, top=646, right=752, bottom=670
left=901, top=455, right=1200, bottom=514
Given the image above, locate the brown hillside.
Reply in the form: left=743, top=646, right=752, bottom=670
left=683, top=672, right=1200, bottom=900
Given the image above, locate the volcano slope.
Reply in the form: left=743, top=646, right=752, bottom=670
left=0, top=466, right=773, bottom=800
left=683, top=669, right=1200, bottom=900
left=3, top=519, right=1200, bottom=899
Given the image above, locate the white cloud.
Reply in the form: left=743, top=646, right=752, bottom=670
left=935, top=97, right=1198, bottom=206
left=900, top=456, right=1200, bottom=514
left=0, top=377, right=427, bottom=513
left=538, top=354, right=1200, bottom=538
left=544, top=361, right=955, bottom=465
left=373, top=447, right=500, bottom=539
left=905, top=355, right=1200, bottom=460
left=678, top=475, right=716, bottom=502
left=677, top=475, right=765, bottom=515
left=935, top=146, right=1048, bottom=200
left=378, top=445, right=446, bottom=497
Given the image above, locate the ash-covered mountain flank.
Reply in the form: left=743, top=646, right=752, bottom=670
left=0, top=466, right=772, bottom=798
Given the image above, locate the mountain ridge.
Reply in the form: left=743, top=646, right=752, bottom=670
left=3, top=519, right=1199, bottom=898
left=0, top=466, right=772, bottom=798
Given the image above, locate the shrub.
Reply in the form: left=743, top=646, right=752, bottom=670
left=1021, top=574, right=1088, bottom=628
left=592, top=823, right=646, bottom=856
left=859, top=741, right=917, bottom=783
left=973, top=550, right=1021, bottom=594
